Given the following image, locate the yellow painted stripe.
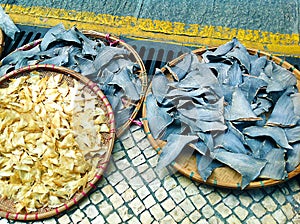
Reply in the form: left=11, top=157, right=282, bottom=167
left=2, top=4, right=300, bottom=57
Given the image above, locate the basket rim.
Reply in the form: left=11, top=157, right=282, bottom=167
left=142, top=47, right=300, bottom=189
left=0, top=29, right=4, bottom=58
left=4, top=30, right=148, bottom=138
left=0, top=64, right=116, bottom=220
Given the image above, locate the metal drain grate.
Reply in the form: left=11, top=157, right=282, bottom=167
left=3, top=25, right=298, bottom=76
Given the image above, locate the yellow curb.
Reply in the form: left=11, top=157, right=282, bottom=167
left=2, top=4, right=300, bottom=57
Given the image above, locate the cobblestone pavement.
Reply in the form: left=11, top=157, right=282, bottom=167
left=0, top=125, right=299, bottom=224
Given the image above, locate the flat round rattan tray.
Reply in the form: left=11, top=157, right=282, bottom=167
left=142, top=47, right=300, bottom=189
left=0, top=64, right=115, bottom=220
left=5, top=30, right=147, bottom=138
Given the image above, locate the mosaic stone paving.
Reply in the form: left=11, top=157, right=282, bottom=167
left=0, top=125, right=299, bottom=224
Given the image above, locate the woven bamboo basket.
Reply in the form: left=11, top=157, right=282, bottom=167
left=5, top=30, right=147, bottom=137
left=0, top=64, right=115, bottom=220
left=142, top=47, right=300, bottom=189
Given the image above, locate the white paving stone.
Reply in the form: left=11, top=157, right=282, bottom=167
left=226, top=214, right=242, bottom=224
left=160, top=215, right=176, bottom=224
left=248, top=189, right=265, bottom=202
left=129, top=175, right=144, bottom=190
left=163, top=176, right=177, bottom=191
left=136, top=185, right=150, bottom=200
left=234, top=206, right=248, bottom=221
left=281, top=204, right=296, bottom=220
left=149, top=179, right=162, bottom=192
left=127, top=146, right=141, bottom=159
left=80, top=217, right=90, bottom=224
left=127, top=217, right=141, bottom=224
left=185, top=184, right=199, bottom=196
left=90, top=191, right=104, bottom=204
left=107, top=171, right=123, bottom=186
left=179, top=198, right=195, bottom=215
left=137, top=163, right=149, bottom=173
left=189, top=210, right=201, bottom=223
left=148, top=156, right=159, bottom=167
left=206, top=192, right=222, bottom=205
left=58, top=214, right=71, bottom=224
left=71, top=208, right=87, bottom=222
left=250, top=203, right=267, bottom=218
left=208, top=216, right=223, bottom=224
left=137, top=138, right=151, bottom=150
left=239, top=194, right=253, bottom=207
left=140, top=210, right=154, bottom=224
left=181, top=217, right=192, bottom=224
left=118, top=205, right=133, bottom=222
left=128, top=197, right=145, bottom=216
left=98, top=200, right=113, bottom=216
left=84, top=204, right=99, bottom=219
left=246, top=216, right=261, bottom=224
left=115, top=158, right=131, bottom=170
left=107, top=212, right=122, bottom=224
left=161, top=198, right=176, bottom=212
left=288, top=179, right=300, bottom=192
left=132, top=129, right=146, bottom=143
left=261, top=214, right=276, bottom=224
left=123, top=167, right=137, bottom=180
left=272, top=190, right=286, bottom=205
left=43, top=219, right=57, bottom=224
left=144, top=194, right=156, bottom=209
left=170, top=206, right=186, bottom=222
left=197, top=219, right=209, bottom=224
left=122, top=136, right=135, bottom=149
left=101, top=184, right=115, bottom=197
left=224, top=194, right=240, bottom=208
left=169, top=186, right=186, bottom=204
left=272, top=209, right=287, bottom=224
left=113, top=151, right=126, bottom=161
left=91, top=215, right=105, bottom=224
left=261, top=195, right=277, bottom=212
left=201, top=204, right=215, bottom=219
left=115, top=180, right=130, bottom=194
left=198, top=185, right=214, bottom=195
left=143, top=147, right=157, bottom=158
left=142, top=168, right=157, bottom=183
left=215, top=202, right=232, bottom=218
left=122, top=188, right=136, bottom=202
left=132, top=154, right=146, bottom=167
left=190, top=194, right=206, bottom=210
left=177, top=176, right=192, bottom=188
left=149, top=204, right=165, bottom=221
left=110, top=193, right=125, bottom=209
left=79, top=197, right=90, bottom=209
left=155, top=187, right=168, bottom=202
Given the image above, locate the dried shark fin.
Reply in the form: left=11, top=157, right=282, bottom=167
left=267, top=87, right=299, bottom=127
left=225, top=87, right=260, bottom=121
left=146, top=93, right=174, bottom=139
left=286, top=143, right=300, bottom=172
left=196, top=153, right=223, bottom=182
left=243, top=126, right=293, bottom=150
left=151, top=69, right=170, bottom=104
left=285, top=126, right=300, bottom=143
left=259, top=148, right=287, bottom=180
left=212, top=148, right=267, bottom=189
left=157, top=134, right=198, bottom=169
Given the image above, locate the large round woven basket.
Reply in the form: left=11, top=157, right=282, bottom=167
left=142, top=47, right=300, bottom=189
left=4, top=30, right=147, bottom=137
left=0, top=64, right=115, bottom=220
